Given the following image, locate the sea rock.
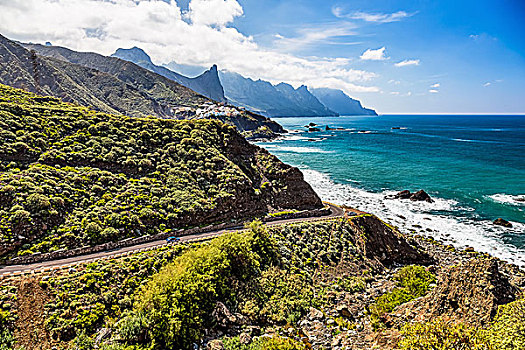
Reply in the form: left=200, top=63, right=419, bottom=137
left=394, top=190, right=411, bottom=199
left=493, top=218, right=513, bottom=228
left=388, top=190, right=434, bottom=203
left=410, top=190, right=434, bottom=203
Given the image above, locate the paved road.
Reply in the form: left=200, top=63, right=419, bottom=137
left=0, top=204, right=345, bottom=275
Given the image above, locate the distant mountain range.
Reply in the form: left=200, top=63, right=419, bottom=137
left=218, top=71, right=336, bottom=117
left=109, top=46, right=377, bottom=117
left=310, top=88, right=377, bottom=116
left=0, top=34, right=283, bottom=138
left=112, top=47, right=226, bottom=103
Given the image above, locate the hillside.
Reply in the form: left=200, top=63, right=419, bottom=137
left=0, top=84, right=321, bottom=260
left=219, top=71, right=337, bottom=117
left=310, top=87, right=377, bottom=116
left=0, top=34, right=283, bottom=138
left=2, top=214, right=523, bottom=350
left=112, top=47, right=226, bottom=103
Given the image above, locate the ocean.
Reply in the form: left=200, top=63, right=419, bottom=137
left=257, top=115, right=525, bottom=266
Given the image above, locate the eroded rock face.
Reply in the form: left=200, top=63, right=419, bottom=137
left=350, top=215, right=433, bottom=266
left=391, top=258, right=519, bottom=327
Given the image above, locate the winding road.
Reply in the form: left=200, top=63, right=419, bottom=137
left=0, top=204, right=345, bottom=276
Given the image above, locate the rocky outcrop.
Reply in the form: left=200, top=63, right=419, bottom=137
left=387, top=190, right=434, bottom=203
left=349, top=215, right=432, bottom=266
left=391, top=258, right=519, bottom=327
left=494, top=218, right=513, bottom=228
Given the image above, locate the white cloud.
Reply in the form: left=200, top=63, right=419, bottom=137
left=333, top=7, right=416, bottom=23
left=430, top=83, right=440, bottom=88
left=0, top=0, right=380, bottom=94
left=273, top=22, right=358, bottom=51
left=395, top=59, right=420, bottom=67
left=187, top=0, right=243, bottom=26
left=429, top=89, right=439, bottom=93
left=360, top=47, right=388, bottom=61
left=390, top=91, right=400, bottom=95
left=483, top=82, right=491, bottom=87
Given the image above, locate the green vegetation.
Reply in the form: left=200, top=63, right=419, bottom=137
left=369, top=265, right=435, bottom=327
left=484, top=298, right=525, bottom=349
left=223, top=336, right=307, bottom=350
left=398, top=299, right=525, bottom=350
left=0, top=84, right=317, bottom=259
left=398, top=318, right=486, bottom=350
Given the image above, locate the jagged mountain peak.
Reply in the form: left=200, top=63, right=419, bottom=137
left=112, top=47, right=152, bottom=64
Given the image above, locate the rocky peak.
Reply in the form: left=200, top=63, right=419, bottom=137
left=113, top=47, right=152, bottom=65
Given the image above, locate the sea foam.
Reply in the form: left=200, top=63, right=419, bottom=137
left=302, top=168, right=525, bottom=266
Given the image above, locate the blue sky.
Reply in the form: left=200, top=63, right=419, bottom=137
left=231, top=0, right=525, bottom=114
left=0, top=0, right=524, bottom=113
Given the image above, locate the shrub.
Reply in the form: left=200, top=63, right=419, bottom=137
left=133, top=222, right=277, bottom=349
left=484, top=299, right=525, bottom=349
left=369, top=265, right=435, bottom=326
left=398, top=318, right=487, bottom=350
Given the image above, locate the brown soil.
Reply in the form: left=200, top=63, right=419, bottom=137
left=14, top=278, right=52, bottom=350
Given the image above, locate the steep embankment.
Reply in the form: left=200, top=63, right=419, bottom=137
left=0, top=84, right=321, bottom=260
left=0, top=34, right=283, bottom=138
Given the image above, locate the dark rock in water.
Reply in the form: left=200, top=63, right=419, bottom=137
left=493, top=218, right=513, bottom=228
left=392, top=126, right=401, bottom=130
left=387, top=189, right=433, bottom=203
left=410, top=190, right=434, bottom=203
left=516, top=197, right=525, bottom=202
left=309, top=122, right=318, bottom=127
left=326, top=125, right=333, bottom=130
left=309, top=127, right=320, bottom=132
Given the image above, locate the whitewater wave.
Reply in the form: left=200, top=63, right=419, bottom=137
left=488, top=194, right=525, bottom=206
left=301, top=168, right=525, bottom=266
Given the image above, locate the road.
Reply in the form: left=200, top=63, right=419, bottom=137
left=0, top=204, right=345, bottom=276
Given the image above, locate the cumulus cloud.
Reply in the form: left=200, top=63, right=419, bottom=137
left=0, top=0, right=379, bottom=94
left=430, top=83, right=440, bottom=88
left=187, top=0, right=243, bottom=26
left=395, top=59, right=420, bottom=67
left=360, top=47, right=388, bottom=60
left=332, top=7, right=416, bottom=23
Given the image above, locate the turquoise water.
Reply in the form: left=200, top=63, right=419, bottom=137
left=258, top=115, right=525, bottom=265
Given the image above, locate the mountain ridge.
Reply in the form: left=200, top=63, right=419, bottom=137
left=310, top=87, right=377, bottom=116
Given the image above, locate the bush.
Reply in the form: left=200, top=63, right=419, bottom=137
left=484, top=299, right=525, bottom=349
left=223, top=336, right=307, bottom=350
left=133, top=222, right=277, bottom=349
left=370, top=265, right=435, bottom=326
left=398, top=318, right=487, bottom=350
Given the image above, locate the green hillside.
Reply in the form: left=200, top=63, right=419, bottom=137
left=0, top=84, right=321, bottom=260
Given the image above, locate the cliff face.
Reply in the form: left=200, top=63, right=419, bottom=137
left=310, top=87, right=377, bottom=116
left=219, top=70, right=338, bottom=117
left=0, top=84, right=319, bottom=259
left=0, top=35, right=283, bottom=138
left=112, top=47, right=226, bottom=103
